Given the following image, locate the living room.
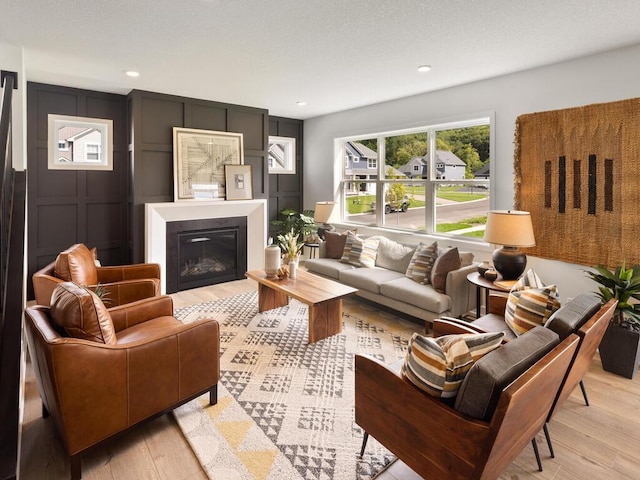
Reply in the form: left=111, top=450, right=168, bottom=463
left=2, top=1, right=640, bottom=479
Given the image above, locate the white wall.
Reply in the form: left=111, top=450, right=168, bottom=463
left=304, top=43, right=640, bottom=301
left=0, top=41, right=26, bottom=171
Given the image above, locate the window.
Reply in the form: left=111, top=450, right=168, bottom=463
left=58, top=140, right=68, bottom=151
left=340, top=117, right=491, bottom=238
left=85, top=143, right=101, bottom=162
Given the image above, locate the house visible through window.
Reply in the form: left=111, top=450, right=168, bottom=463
left=339, top=116, right=491, bottom=238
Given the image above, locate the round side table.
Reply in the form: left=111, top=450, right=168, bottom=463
left=466, top=272, right=512, bottom=318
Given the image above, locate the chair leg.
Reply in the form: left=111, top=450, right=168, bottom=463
left=359, top=432, right=369, bottom=458
left=70, top=454, right=81, bottom=480
left=579, top=380, right=590, bottom=406
left=209, top=384, right=218, bottom=406
left=543, top=423, right=555, bottom=458
left=42, top=402, right=49, bottom=418
left=531, top=438, right=543, bottom=472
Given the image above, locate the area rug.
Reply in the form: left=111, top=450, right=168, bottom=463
left=173, top=292, right=421, bottom=480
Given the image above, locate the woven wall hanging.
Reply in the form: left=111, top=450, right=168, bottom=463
left=514, top=97, right=640, bottom=269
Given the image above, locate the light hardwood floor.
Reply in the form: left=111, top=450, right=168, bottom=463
left=20, top=279, right=640, bottom=479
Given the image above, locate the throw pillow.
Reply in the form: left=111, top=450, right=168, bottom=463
left=504, top=269, right=561, bottom=336
left=405, top=241, right=438, bottom=284
left=50, top=282, right=117, bottom=344
left=54, top=243, right=99, bottom=285
left=375, top=237, right=416, bottom=273
left=339, top=231, right=361, bottom=264
left=403, top=331, right=504, bottom=399
left=431, top=247, right=462, bottom=293
left=346, top=236, right=380, bottom=267
left=324, top=230, right=354, bottom=259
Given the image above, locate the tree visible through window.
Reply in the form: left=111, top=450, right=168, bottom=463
left=340, top=117, right=491, bottom=238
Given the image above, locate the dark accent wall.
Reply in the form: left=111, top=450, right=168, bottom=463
left=26, top=83, right=128, bottom=298
left=268, top=116, right=304, bottom=238
left=128, top=90, right=269, bottom=262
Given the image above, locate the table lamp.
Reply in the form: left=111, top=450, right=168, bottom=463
left=483, top=210, right=535, bottom=280
left=314, top=201, right=336, bottom=240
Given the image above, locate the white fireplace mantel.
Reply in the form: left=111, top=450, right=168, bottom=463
left=145, top=199, right=267, bottom=293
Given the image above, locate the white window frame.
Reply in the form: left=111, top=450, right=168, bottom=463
left=368, top=158, right=377, bottom=169
left=337, top=114, right=493, bottom=236
left=85, top=142, right=101, bottom=162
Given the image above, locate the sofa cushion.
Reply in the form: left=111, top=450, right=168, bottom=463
left=324, top=230, right=354, bottom=259
left=379, top=276, right=451, bottom=313
left=339, top=267, right=404, bottom=294
left=405, top=241, right=438, bottom=284
left=454, top=326, right=560, bottom=421
left=54, top=243, right=99, bottom=285
left=305, top=258, right=355, bottom=279
left=472, top=313, right=517, bottom=340
left=430, top=247, right=461, bottom=293
left=50, top=281, right=117, bottom=344
left=403, top=331, right=504, bottom=398
left=545, top=294, right=601, bottom=340
left=375, top=237, right=416, bottom=274
left=346, top=236, right=380, bottom=267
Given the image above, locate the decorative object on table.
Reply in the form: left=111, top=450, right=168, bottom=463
left=277, top=229, right=304, bottom=268
left=483, top=268, right=498, bottom=281
left=477, top=261, right=491, bottom=277
left=173, top=127, right=243, bottom=201
left=514, top=98, right=640, bottom=269
left=264, top=238, right=281, bottom=279
left=224, top=164, right=253, bottom=200
left=268, top=135, right=296, bottom=174
left=270, top=208, right=317, bottom=245
left=314, top=201, right=336, bottom=240
left=483, top=210, right=535, bottom=280
left=585, top=262, right=640, bottom=378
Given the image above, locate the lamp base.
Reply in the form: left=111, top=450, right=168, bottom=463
left=492, top=246, right=527, bottom=280
left=317, top=223, right=334, bottom=240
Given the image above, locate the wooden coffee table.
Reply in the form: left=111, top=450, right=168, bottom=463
left=245, top=269, right=358, bottom=343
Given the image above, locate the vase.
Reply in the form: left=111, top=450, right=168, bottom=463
left=289, top=258, right=299, bottom=279
left=265, top=245, right=281, bottom=278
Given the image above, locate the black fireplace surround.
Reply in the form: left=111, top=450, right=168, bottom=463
left=166, top=216, right=247, bottom=293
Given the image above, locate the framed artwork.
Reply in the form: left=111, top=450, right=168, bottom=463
left=173, top=127, right=244, bottom=201
left=268, top=136, right=296, bottom=174
left=48, top=114, right=113, bottom=170
left=224, top=164, right=253, bottom=200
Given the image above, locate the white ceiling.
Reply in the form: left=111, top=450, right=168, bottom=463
left=2, top=0, right=640, bottom=119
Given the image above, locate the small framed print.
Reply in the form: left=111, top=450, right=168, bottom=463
left=224, top=164, right=253, bottom=200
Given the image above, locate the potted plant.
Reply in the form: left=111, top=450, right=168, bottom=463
left=271, top=208, right=318, bottom=244
left=585, top=262, right=640, bottom=378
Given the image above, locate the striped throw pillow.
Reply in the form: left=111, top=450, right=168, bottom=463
left=405, top=241, right=438, bottom=283
left=504, top=269, right=561, bottom=336
left=347, top=236, right=380, bottom=267
left=339, top=231, right=360, bottom=264
left=403, top=331, right=504, bottom=399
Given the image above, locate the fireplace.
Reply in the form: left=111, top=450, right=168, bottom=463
left=166, top=216, right=247, bottom=293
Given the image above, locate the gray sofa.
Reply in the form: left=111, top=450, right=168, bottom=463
left=305, top=235, right=477, bottom=324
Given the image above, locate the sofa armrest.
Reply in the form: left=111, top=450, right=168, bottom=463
left=109, top=295, right=174, bottom=331
left=445, top=263, right=478, bottom=317
left=487, top=293, right=508, bottom=315
left=32, top=272, right=64, bottom=306
left=97, top=263, right=161, bottom=282
left=432, top=317, right=488, bottom=337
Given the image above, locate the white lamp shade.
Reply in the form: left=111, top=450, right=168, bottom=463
left=314, top=202, right=335, bottom=223
left=483, top=210, right=536, bottom=247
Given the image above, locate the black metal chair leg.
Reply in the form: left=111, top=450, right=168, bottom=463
left=209, top=384, right=218, bottom=406
left=579, top=380, right=590, bottom=406
left=42, top=402, right=49, bottom=418
left=543, top=423, right=555, bottom=458
left=359, top=432, right=369, bottom=458
left=531, top=438, right=543, bottom=472
left=70, top=454, right=81, bottom=480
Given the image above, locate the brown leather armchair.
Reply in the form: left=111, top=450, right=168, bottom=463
left=32, top=243, right=161, bottom=307
left=24, top=282, right=220, bottom=480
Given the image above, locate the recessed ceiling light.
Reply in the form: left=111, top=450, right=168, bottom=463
left=296, top=101, right=307, bottom=106
left=417, top=65, right=431, bottom=73
left=125, top=71, right=140, bottom=78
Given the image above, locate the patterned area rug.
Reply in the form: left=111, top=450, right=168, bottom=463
left=173, top=291, right=421, bottom=480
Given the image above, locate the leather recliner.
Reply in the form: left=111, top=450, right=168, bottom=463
left=24, top=282, right=220, bottom=480
left=32, top=243, right=161, bottom=307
